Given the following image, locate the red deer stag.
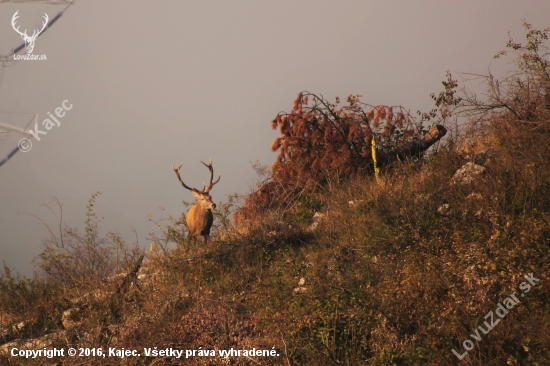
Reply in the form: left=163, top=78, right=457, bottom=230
left=172, top=159, right=221, bottom=245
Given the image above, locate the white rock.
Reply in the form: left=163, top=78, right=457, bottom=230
left=451, top=162, right=486, bottom=185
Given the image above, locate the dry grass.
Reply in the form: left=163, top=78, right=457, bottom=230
left=1, top=22, right=550, bottom=366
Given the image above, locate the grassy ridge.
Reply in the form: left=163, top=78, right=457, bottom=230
left=1, top=22, right=550, bottom=365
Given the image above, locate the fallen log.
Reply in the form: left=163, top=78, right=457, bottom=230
left=375, top=125, right=447, bottom=168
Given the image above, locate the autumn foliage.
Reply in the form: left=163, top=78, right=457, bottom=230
left=238, top=92, right=425, bottom=221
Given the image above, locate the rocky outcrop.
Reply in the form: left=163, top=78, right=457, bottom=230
left=451, top=162, right=486, bottom=185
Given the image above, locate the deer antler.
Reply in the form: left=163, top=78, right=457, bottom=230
left=172, top=164, right=200, bottom=193
left=32, top=13, right=49, bottom=39
left=200, top=158, right=221, bottom=193
left=11, top=11, right=48, bottom=40
left=11, top=11, right=27, bottom=37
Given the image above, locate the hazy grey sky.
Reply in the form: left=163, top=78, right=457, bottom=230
left=1, top=1, right=548, bottom=276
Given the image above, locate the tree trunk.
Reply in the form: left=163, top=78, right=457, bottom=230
left=375, top=125, right=447, bottom=167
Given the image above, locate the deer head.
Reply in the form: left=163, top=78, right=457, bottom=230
left=12, top=11, right=49, bottom=54
left=172, top=159, right=221, bottom=244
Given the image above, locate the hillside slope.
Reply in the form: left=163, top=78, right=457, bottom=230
left=1, top=23, right=550, bottom=366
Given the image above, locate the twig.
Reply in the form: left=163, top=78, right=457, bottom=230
left=277, top=326, right=291, bottom=366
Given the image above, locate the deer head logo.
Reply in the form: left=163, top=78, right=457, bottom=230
left=11, top=11, right=49, bottom=54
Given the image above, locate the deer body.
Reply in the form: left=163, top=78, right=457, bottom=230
left=172, top=159, right=220, bottom=245
left=186, top=192, right=215, bottom=239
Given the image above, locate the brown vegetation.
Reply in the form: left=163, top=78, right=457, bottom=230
left=1, top=22, right=550, bottom=366
left=236, top=92, right=447, bottom=223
